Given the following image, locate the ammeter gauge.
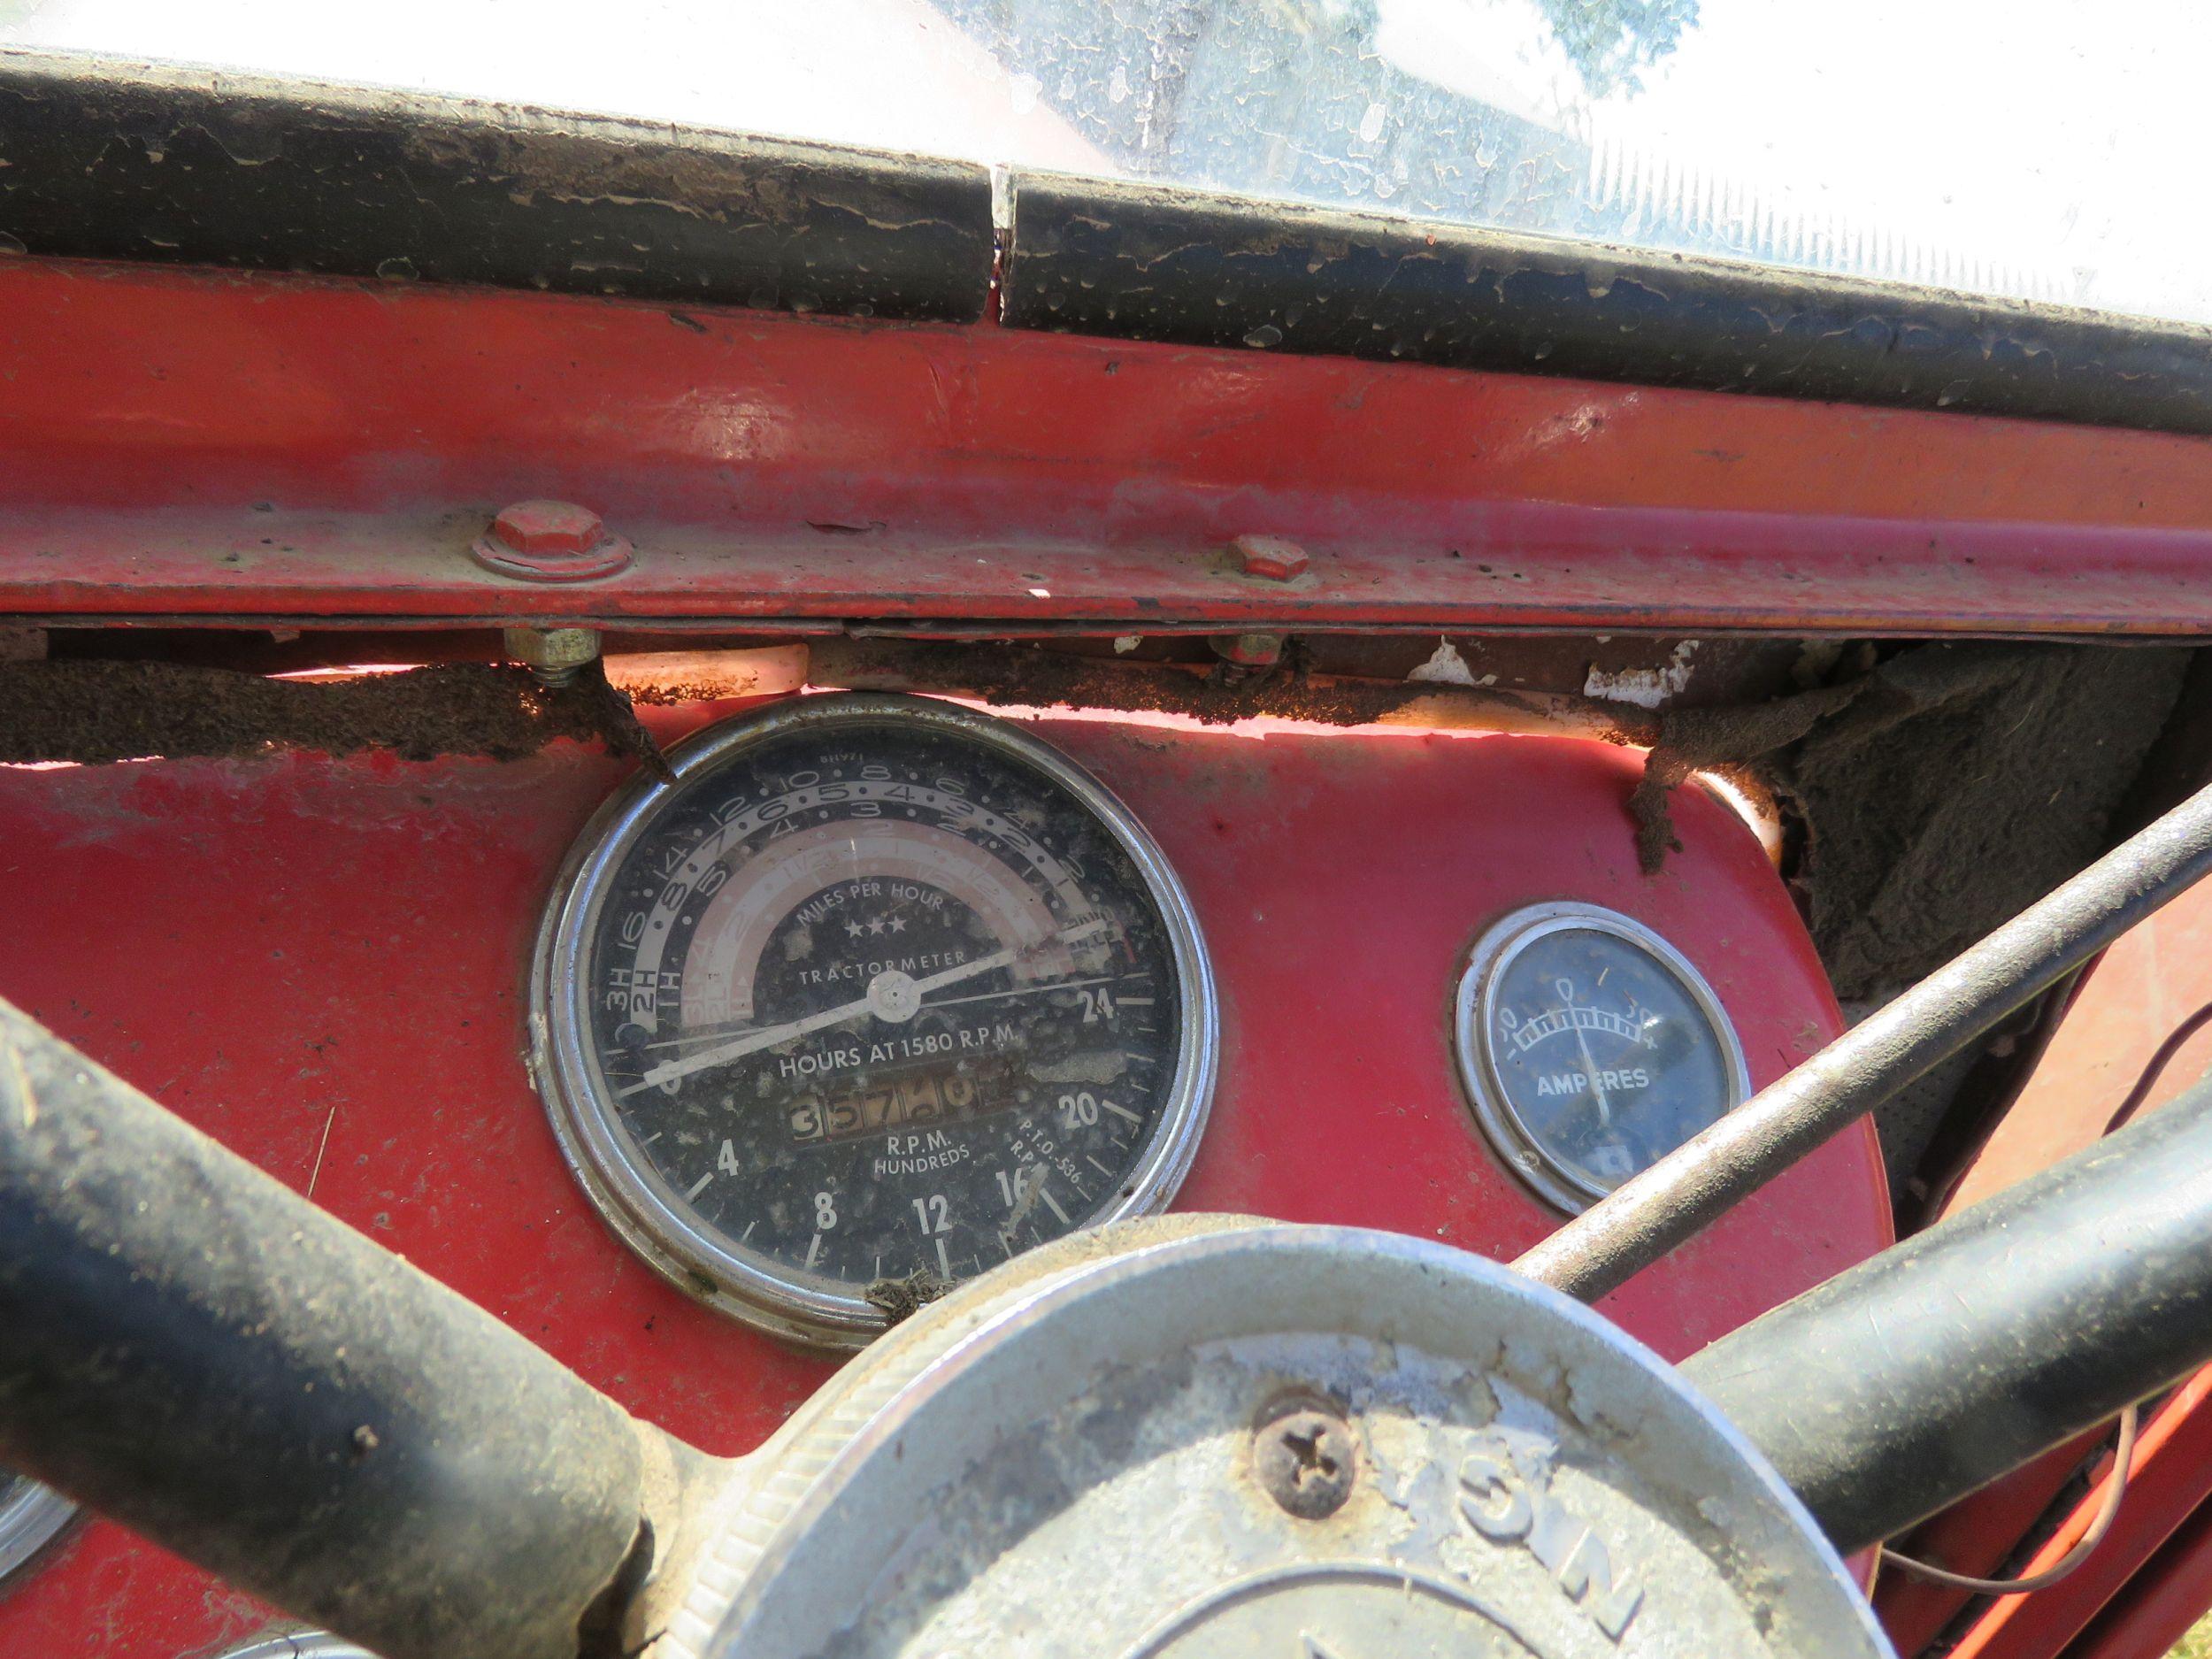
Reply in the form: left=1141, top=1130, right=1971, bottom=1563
left=1454, top=902, right=1748, bottom=1212
left=532, top=694, right=1217, bottom=1348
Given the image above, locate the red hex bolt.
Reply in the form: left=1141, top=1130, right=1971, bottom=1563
left=472, top=500, right=634, bottom=582
left=1232, top=534, right=1310, bottom=582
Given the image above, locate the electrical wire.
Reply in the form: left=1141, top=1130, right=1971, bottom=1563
left=1881, top=1404, right=2139, bottom=1594
left=1881, top=997, right=2212, bottom=1594
left=2104, top=999, right=2212, bottom=1134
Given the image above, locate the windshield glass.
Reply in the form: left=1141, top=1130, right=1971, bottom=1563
left=5, top=0, right=2201, bottom=326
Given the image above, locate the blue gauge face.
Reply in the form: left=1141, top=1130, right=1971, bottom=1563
left=1464, top=913, right=1745, bottom=1207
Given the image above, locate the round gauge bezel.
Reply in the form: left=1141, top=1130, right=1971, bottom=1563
left=0, top=1474, right=74, bottom=1587
left=531, top=691, right=1219, bottom=1349
left=1453, top=901, right=1750, bottom=1214
left=211, top=1638, right=373, bottom=1659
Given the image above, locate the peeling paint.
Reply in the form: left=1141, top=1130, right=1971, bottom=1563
left=1407, top=639, right=1476, bottom=687
left=1585, top=640, right=1700, bottom=710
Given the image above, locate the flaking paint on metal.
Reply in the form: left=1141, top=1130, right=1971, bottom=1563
left=0, top=260, right=2209, bottom=635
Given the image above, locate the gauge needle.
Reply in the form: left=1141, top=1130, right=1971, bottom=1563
left=1571, top=1013, right=1615, bottom=1128
left=624, top=918, right=1109, bottom=1094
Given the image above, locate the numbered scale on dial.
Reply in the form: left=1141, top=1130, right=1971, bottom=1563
left=533, top=694, right=1217, bottom=1348
left=1453, top=902, right=1749, bottom=1213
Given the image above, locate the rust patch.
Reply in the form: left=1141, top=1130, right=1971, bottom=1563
left=811, top=638, right=1658, bottom=736
left=0, top=659, right=670, bottom=774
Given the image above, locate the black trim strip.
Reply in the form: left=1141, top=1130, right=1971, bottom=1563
left=0, top=49, right=995, bottom=322
left=1003, top=173, right=2212, bottom=435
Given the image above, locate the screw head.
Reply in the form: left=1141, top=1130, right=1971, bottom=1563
left=473, top=501, right=634, bottom=582
left=1233, top=534, right=1310, bottom=582
left=1252, top=1395, right=1357, bottom=1520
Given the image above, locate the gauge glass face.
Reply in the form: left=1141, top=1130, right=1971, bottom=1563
left=1459, top=908, right=1746, bottom=1207
left=542, top=696, right=1211, bottom=1340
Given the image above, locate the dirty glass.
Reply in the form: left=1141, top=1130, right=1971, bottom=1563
left=4, top=0, right=2204, bottom=326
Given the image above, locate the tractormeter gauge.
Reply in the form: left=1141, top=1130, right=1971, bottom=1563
left=1455, top=902, right=1748, bottom=1213
left=533, top=693, right=1217, bottom=1348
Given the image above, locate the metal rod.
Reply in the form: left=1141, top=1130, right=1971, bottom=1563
left=0, top=996, right=690, bottom=1659
left=1516, top=777, right=2212, bottom=1303
left=1682, top=1074, right=2212, bottom=1553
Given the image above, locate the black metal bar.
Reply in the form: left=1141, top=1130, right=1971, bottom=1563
left=0, top=996, right=679, bottom=1659
left=1004, top=172, right=2212, bottom=436
left=0, top=48, right=994, bottom=322
left=1682, top=1076, right=2212, bottom=1553
left=1516, top=778, right=2212, bottom=1302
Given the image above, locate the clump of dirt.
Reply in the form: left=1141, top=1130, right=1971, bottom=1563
left=1628, top=681, right=1861, bottom=872
left=1635, top=642, right=2192, bottom=998
left=864, top=1267, right=955, bottom=1327
left=810, top=637, right=1624, bottom=731
left=0, top=658, right=671, bottom=776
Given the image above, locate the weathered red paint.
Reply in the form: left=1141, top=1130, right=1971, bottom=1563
left=0, top=257, right=2210, bottom=634
left=2069, top=1496, right=2212, bottom=1659
left=0, top=235, right=2199, bottom=1651
left=0, top=701, right=1887, bottom=1653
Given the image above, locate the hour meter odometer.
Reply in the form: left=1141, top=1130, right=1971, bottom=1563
left=532, top=693, right=1217, bottom=1348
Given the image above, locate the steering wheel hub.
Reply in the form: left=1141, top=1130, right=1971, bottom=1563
left=676, top=1219, right=1890, bottom=1659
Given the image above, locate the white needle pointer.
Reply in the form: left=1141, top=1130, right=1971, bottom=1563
left=622, top=918, right=1108, bottom=1095
left=1571, top=1008, right=1615, bottom=1128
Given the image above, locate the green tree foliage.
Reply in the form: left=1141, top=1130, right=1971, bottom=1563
left=1532, top=0, right=1701, bottom=96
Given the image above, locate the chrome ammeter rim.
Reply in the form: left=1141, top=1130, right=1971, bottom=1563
left=0, top=1471, right=73, bottom=1586
left=531, top=693, right=1218, bottom=1348
left=1454, top=901, right=1750, bottom=1213
left=211, top=1637, right=376, bottom=1659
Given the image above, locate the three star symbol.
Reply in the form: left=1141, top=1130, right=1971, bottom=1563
left=841, top=914, right=910, bottom=938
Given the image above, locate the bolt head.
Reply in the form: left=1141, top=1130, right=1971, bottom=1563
left=493, top=500, right=603, bottom=555
left=503, top=626, right=603, bottom=687
left=1233, top=534, right=1310, bottom=582
left=473, top=502, right=633, bottom=582
left=1212, top=632, right=1284, bottom=668
left=1252, top=1396, right=1357, bottom=1521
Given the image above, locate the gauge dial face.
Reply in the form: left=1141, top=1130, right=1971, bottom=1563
left=535, top=694, right=1216, bottom=1347
left=1455, top=904, right=1748, bottom=1211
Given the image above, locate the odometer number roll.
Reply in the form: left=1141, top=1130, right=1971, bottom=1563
left=533, top=693, right=1217, bottom=1347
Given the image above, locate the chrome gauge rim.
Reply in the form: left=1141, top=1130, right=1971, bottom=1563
left=1454, top=901, right=1750, bottom=1214
left=0, top=1472, right=74, bottom=1586
left=532, top=692, right=1218, bottom=1348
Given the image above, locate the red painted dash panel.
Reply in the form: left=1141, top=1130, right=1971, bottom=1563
left=0, top=701, right=1888, bottom=1654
